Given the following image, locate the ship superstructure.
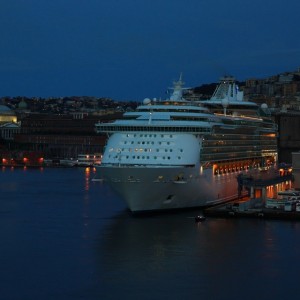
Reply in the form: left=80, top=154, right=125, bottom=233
left=95, top=76, right=277, bottom=213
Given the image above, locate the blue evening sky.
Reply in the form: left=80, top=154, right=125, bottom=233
left=0, top=0, right=299, bottom=101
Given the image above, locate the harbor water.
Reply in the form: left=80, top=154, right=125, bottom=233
left=1, top=167, right=300, bottom=300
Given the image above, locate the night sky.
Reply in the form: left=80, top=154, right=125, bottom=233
left=0, top=0, right=299, bottom=101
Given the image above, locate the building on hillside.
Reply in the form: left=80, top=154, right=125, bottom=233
left=292, top=152, right=300, bottom=190
left=0, top=122, right=21, bottom=140
left=0, top=105, right=17, bottom=123
left=275, top=112, right=300, bottom=163
left=13, top=112, right=123, bottom=159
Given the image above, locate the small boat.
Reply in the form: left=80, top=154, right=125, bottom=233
left=91, top=178, right=104, bottom=182
left=60, top=158, right=78, bottom=167
left=77, top=153, right=102, bottom=167
left=173, top=180, right=187, bottom=184
left=195, top=215, right=206, bottom=222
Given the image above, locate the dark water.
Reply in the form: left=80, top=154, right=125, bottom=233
left=1, top=167, right=300, bottom=300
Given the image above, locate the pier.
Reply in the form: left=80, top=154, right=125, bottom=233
left=204, top=167, right=299, bottom=221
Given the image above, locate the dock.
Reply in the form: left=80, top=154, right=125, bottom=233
left=204, top=167, right=300, bottom=221
left=204, top=204, right=300, bottom=221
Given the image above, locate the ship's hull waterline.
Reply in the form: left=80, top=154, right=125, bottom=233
left=98, top=165, right=242, bottom=213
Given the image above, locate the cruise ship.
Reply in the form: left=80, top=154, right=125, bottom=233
left=95, top=76, right=278, bottom=213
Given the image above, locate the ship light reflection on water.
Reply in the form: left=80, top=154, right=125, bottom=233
left=84, top=166, right=97, bottom=191
left=200, top=166, right=203, bottom=175
left=85, top=167, right=90, bottom=191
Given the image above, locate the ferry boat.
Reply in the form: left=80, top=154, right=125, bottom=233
left=77, top=153, right=102, bottom=167
left=59, top=158, right=78, bottom=167
left=95, top=75, right=278, bottom=213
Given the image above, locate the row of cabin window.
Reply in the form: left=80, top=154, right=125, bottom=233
left=123, top=141, right=175, bottom=145
left=109, top=148, right=184, bottom=153
left=108, top=155, right=182, bottom=160
left=125, top=134, right=174, bottom=138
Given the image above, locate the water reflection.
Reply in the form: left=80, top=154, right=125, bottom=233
left=84, top=167, right=97, bottom=191
left=95, top=215, right=300, bottom=299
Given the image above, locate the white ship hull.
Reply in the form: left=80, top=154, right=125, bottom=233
left=98, top=165, right=242, bottom=213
